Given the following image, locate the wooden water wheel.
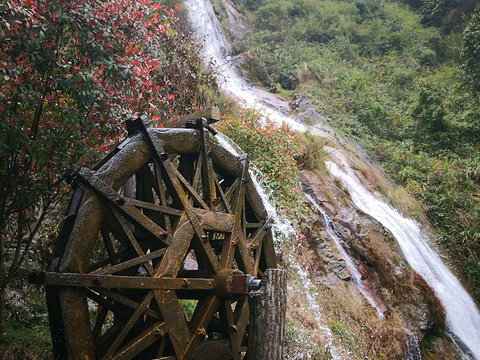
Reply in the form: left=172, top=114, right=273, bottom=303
left=42, top=113, right=278, bottom=360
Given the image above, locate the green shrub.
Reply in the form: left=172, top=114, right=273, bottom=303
left=216, top=107, right=304, bottom=217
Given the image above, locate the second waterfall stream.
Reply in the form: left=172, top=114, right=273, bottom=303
left=326, top=159, right=480, bottom=359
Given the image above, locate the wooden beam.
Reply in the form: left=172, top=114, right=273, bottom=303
left=44, top=273, right=216, bottom=290
left=164, top=107, right=221, bottom=128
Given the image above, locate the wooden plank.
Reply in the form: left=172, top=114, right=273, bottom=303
left=44, top=273, right=216, bottom=290
left=182, top=295, right=221, bottom=359
left=164, top=107, right=221, bottom=128
left=191, top=155, right=203, bottom=199
left=174, top=167, right=210, bottom=210
left=103, top=292, right=155, bottom=359
left=234, top=298, right=249, bottom=350
left=154, top=290, right=192, bottom=358
left=110, top=322, right=166, bottom=360
left=112, top=208, right=154, bottom=276
left=124, top=198, right=182, bottom=216
left=214, top=173, right=232, bottom=214
left=198, top=119, right=217, bottom=209
left=101, top=225, right=120, bottom=265
left=94, top=288, right=161, bottom=320
left=91, top=306, right=109, bottom=342
left=220, top=301, right=240, bottom=360
left=153, top=162, right=174, bottom=237
left=78, top=169, right=169, bottom=244
left=86, top=289, right=135, bottom=320
left=247, top=219, right=270, bottom=250
left=220, top=158, right=246, bottom=269
left=91, top=248, right=167, bottom=275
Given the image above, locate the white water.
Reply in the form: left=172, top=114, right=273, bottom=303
left=215, top=132, right=342, bottom=359
left=183, top=0, right=312, bottom=133
left=326, top=160, right=480, bottom=359
left=183, top=1, right=480, bottom=357
left=305, top=193, right=386, bottom=320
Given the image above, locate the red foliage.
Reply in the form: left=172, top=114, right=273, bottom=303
left=0, top=0, right=180, bottom=288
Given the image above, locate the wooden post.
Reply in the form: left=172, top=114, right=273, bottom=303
left=248, top=268, right=287, bottom=360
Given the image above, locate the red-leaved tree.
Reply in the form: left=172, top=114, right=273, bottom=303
left=0, top=0, right=181, bottom=331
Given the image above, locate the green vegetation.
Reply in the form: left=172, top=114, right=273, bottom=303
left=1, top=286, right=51, bottom=359
left=216, top=107, right=304, bottom=217
left=234, top=0, right=480, bottom=299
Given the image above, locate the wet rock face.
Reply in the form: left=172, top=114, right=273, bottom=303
left=299, top=169, right=450, bottom=345
left=220, top=0, right=247, bottom=53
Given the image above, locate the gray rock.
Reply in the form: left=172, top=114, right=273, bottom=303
left=291, top=93, right=312, bottom=112
left=298, top=108, right=326, bottom=125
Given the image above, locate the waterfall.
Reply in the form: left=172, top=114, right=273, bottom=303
left=326, top=160, right=480, bottom=359
left=183, top=0, right=312, bottom=133
left=404, top=328, right=422, bottom=360
left=183, top=1, right=480, bottom=358
left=214, top=132, right=342, bottom=359
left=305, top=193, right=386, bottom=320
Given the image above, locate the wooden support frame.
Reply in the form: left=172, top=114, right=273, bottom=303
left=44, top=115, right=279, bottom=360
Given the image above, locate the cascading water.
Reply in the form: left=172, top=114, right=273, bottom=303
left=183, top=1, right=480, bottom=358
left=183, top=0, right=312, bottom=133
left=404, top=328, right=422, bottom=360
left=305, top=193, right=386, bottom=320
left=214, top=133, right=343, bottom=360
left=326, top=159, right=480, bottom=359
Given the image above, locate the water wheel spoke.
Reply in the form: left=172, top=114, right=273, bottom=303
left=213, top=174, right=232, bottom=214
left=253, top=241, right=263, bottom=277
left=78, top=169, right=169, bottom=242
left=234, top=233, right=253, bottom=274
left=101, top=225, right=121, bottom=265
left=219, top=301, right=240, bottom=360
left=191, top=155, right=203, bottom=196
left=220, top=164, right=245, bottom=269
left=126, top=198, right=183, bottom=216
left=91, top=305, right=109, bottom=342
left=175, top=167, right=210, bottom=210
left=154, top=290, right=191, bottom=358
left=198, top=122, right=217, bottom=209
left=112, top=208, right=155, bottom=276
left=262, top=232, right=277, bottom=269
left=103, top=292, right=155, bottom=359
left=233, top=297, right=249, bottom=349
left=224, top=178, right=238, bottom=201
left=86, top=289, right=136, bottom=319
left=94, top=288, right=161, bottom=320
left=153, top=162, right=175, bottom=236
left=183, top=295, right=221, bottom=359
left=109, top=321, right=166, bottom=360
left=247, top=219, right=269, bottom=249
left=91, top=248, right=166, bottom=275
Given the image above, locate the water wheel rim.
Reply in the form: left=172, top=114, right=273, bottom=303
left=47, top=122, right=277, bottom=360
